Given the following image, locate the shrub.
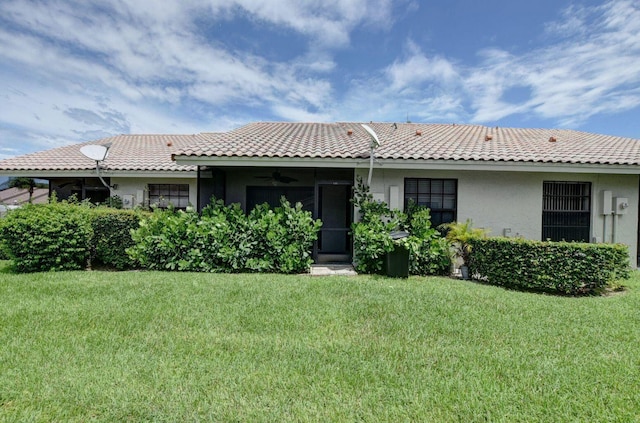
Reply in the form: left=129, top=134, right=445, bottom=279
left=90, top=208, right=145, bottom=270
left=248, top=199, right=322, bottom=273
left=102, top=195, right=123, bottom=209
left=404, top=208, right=451, bottom=276
left=469, top=237, right=631, bottom=295
left=128, top=198, right=322, bottom=274
left=351, top=177, right=450, bottom=275
left=0, top=201, right=93, bottom=272
left=440, top=219, right=488, bottom=268
left=127, top=206, right=200, bottom=271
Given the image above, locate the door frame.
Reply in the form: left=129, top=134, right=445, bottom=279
left=314, top=180, right=353, bottom=263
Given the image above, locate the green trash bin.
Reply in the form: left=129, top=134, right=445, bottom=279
left=386, top=231, right=410, bottom=278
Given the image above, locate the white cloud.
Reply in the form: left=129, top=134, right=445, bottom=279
left=464, top=0, right=640, bottom=126
left=386, top=41, right=459, bottom=92
left=0, top=0, right=401, bottom=155
left=1, top=0, right=639, bottom=160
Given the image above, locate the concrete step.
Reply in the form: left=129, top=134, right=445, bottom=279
left=309, top=264, right=357, bottom=276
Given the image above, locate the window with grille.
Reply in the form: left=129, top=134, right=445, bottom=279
left=542, top=181, right=591, bottom=242
left=149, top=184, right=190, bottom=210
left=404, top=178, right=457, bottom=227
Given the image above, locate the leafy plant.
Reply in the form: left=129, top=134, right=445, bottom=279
left=128, top=197, right=321, bottom=274
left=403, top=207, right=451, bottom=276
left=102, top=195, right=123, bottom=209
left=351, top=176, right=450, bottom=275
left=440, top=219, right=488, bottom=267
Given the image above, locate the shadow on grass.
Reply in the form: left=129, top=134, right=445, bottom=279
left=458, top=274, right=629, bottom=298
left=0, top=260, right=15, bottom=274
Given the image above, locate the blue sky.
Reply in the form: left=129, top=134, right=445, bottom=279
left=1, top=0, right=639, bottom=159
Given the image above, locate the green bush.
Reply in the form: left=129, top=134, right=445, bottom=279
left=351, top=178, right=450, bottom=275
left=128, top=198, right=322, bottom=274
left=469, top=238, right=631, bottom=295
left=0, top=201, right=93, bottom=272
left=248, top=199, right=322, bottom=273
left=90, top=208, right=145, bottom=270
left=404, top=208, right=451, bottom=276
left=127, top=206, right=199, bottom=271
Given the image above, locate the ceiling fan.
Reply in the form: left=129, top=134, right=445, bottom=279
left=255, top=170, right=298, bottom=184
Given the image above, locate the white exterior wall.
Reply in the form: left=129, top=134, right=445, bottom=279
left=111, top=177, right=197, bottom=209
left=358, top=168, right=639, bottom=266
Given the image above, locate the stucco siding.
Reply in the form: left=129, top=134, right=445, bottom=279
left=359, top=168, right=638, bottom=266
left=111, top=177, right=197, bottom=209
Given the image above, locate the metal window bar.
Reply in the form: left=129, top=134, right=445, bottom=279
left=542, top=182, right=591, bottom=242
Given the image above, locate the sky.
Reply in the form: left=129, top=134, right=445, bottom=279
left=1, top=0, right=639, bottom=160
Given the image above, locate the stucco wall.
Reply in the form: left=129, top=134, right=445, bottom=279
left=111, top=177, right=197, bottom=209
left=358, top=168, right=639, bottom=266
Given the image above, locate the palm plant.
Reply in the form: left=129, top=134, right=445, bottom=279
left=440, top=219, right=488, bottom=278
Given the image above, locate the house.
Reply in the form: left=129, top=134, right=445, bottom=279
left=1, top=122, right=639, bottom=266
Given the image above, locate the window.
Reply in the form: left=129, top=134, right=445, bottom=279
left=149, top=184, right=190, bottom=209
left=404, top=178, right=457, bottom=227
left=542, top=181, right=591, bottom=242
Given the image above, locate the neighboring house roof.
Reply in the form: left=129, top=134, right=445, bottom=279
left=0, top=134, right=200, bottom=174
left=0, top=187, right=48, bottom=205
left=174, top=122, right=640, bottom=166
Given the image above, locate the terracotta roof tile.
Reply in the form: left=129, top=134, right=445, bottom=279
left=3, top=123, right=640, bottom=173
left=175, top=122, right=640, bottom=165
left=0, top=134, right=200, bottom=172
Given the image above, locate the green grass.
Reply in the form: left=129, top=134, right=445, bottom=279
left=1, top=262, right=638, bottom=422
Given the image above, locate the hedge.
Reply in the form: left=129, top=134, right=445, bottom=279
left=0, top=201, right=93, bottom=272
left=0, top=201, right=146, bottom=272
left=469, top=237, right=631, bottom=295
left=90, top=208, right=146, bottom=270
left=127, top=198, right=322, bottom=274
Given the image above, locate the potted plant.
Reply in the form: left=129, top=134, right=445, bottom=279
left=440, top=219, right=487, bottom=279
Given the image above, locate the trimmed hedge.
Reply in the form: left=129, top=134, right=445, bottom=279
left=0, top=202, right=93, bottom=272
left=0, top=201, right=146, bottom=272
left=469, top=237, right=631, bottom=295
left=90, top=208, right=145, bottom=270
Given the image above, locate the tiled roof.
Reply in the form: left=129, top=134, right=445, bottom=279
left=176, top=122, right=640, bottom=166
left=0, top=134, right=200, bottom=172
left=2, top=123, right=640, bottom=174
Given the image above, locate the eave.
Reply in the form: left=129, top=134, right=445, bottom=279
left=0, top=169, right=198, bottom=179
left=173, top=155, right=640, bottom=175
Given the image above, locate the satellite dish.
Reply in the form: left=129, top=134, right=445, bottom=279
left=361, top=124, right=380, bottom=148
left=80, top=144, right=109, bottom=161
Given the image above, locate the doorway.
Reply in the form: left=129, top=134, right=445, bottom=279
left=316, top=183, right=352, bottom=263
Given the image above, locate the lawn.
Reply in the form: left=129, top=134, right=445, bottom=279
left=0, top=262, right=638, bottom=422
